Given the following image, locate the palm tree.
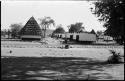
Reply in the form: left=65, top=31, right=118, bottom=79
left=67, top=25, right=71, bottom=33
left=38, top=16, right=55, bottom=38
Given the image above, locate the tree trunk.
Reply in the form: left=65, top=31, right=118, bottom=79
left=120, top=35, right=124, bottom=45
left=8, top=32, right=9, bottom=39
left=44, top=25, right=46, bottom=38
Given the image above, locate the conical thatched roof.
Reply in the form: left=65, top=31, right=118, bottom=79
left=20, top=16, right=42, bottom=36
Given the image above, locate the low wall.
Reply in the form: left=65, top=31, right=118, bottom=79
left=21, top=35, right=41, bottom=39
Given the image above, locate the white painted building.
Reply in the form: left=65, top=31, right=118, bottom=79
left=55, top=32, right=96, bottom=42
left=98, top=35, right=114, bottom=41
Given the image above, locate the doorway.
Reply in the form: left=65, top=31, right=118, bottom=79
left=76, top=35, right=79, bottom=42
left=70, top=35, right=73, bottom=41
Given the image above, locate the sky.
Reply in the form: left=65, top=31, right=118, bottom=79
left=1, top=1, right=106, bottom=32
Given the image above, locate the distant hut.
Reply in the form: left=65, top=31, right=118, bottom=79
left=20, top=16, right=42, bottom=40
left=77, top=27, right=86, bottom=33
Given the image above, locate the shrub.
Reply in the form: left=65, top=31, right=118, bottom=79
left=107, top=50, right=123, bottom=63
left=65, top=44, right=69, bottom=49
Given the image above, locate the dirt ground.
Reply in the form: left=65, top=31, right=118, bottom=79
left=1, top=39, right=124, bottom=80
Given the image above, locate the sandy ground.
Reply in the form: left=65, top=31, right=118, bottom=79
left=1, top=39, right=124, bottom=80
left=1, top=48, right=124, bottom=61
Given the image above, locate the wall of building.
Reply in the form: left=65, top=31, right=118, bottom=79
left=55, top=33, right=96, bottom=42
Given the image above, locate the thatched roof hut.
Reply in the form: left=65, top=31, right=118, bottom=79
left=20, top=16, right=42, bottom=40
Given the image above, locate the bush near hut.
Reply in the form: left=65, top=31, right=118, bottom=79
left=65, top=44, right=69, bottom=49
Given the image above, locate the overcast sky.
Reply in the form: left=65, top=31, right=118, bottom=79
left=1, top=1, right=105, bottom=32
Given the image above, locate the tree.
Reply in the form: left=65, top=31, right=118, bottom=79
left=38, top=16, right=55, bottom=38
left=90, top=29, right=96, bottom=34
left=96, top=30, right=103, bottom=36
left=53, top=24, right=65, bottom=34
left=7, top=29, right=11, bottom=39
left=92, top=0, right=124, bottom=44
left=1, top=30, right=5, bottom=37
left=69, top=22, right=85, bottom=33
left=1, top=29, right=11, bottom=38
left=67, top=25, right=71, bottom=32
left=10, top=23, right=23, bottom=38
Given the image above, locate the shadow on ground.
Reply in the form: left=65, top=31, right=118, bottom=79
left=1, top=56, right=123, bottom=80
